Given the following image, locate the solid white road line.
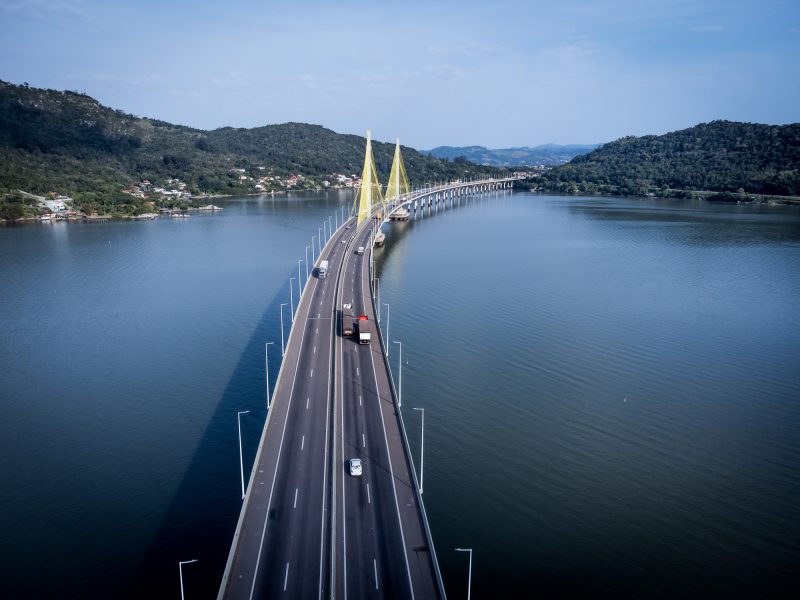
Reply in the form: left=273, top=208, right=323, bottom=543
left=319, top=262, right=336, bottom=600
left=337, top=275, right=348, bottom=600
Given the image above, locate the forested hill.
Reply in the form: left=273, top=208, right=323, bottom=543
left=0, top=80, right=499, bottom=202
left=424, top=143, right=599, bottom=166
left=538, top=120, right=800, bottom=198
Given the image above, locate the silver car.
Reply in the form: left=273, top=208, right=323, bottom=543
left=349, top=458, right=362, bottom=476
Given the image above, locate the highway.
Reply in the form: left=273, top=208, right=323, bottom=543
left=218, top=217, right=355, bottom=599
left=218, top=212, right=444, bottom=599
left=333, top=219, right=443, bottom=599
left=217, top=178, right=517, bottom=598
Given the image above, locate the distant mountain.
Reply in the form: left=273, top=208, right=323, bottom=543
left=0, top=79, right=504, bottom=217
left=423, top=143, right=600, bottom=166
left=537, top=120, right=800, bottom=198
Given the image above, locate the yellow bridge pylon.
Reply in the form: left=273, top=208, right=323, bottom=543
left=385, top=138, right=410, bottom=203
left=354, top=130, right=384, bottom=225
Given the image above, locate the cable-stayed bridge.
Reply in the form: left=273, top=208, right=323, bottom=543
left=218, top=132, right=519, bottom=599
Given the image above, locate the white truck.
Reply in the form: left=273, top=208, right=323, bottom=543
left=318, top=260, right=329, bottom=278
left=356, top=315, right=371, bottom=344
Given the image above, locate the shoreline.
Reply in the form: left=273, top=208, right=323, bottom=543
left=517, top=185, right=800, bottom=206
left=0, top=189, right=347, bottom=224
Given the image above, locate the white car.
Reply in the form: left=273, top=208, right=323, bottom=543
left=349, top=458, right=362, bottom=476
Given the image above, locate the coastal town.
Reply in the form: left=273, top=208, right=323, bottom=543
left=6, top=170, right=369, bottom=222
left=16, top=188, right=226, bottom=222
left=121, top=170, right=364, bottom=201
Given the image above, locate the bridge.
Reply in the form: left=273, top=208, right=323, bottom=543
left=217, top=132, right=518, bottom=599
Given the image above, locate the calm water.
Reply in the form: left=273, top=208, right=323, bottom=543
left=1, top=192, right=799, bottom=598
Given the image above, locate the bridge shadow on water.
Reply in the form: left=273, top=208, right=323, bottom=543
left=128, top=276, right=295, bottom=600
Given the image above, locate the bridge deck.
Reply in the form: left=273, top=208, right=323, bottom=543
left=333, top=217, right=442, bottom=599
left=219, top=178, right=516, bottom=599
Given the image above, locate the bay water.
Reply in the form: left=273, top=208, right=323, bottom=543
left=1, top=191, right=798, bottom=598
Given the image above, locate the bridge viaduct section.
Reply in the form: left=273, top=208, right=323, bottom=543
left=385, top=179, right=515, bottom=221
left=218, top=177, right=516, bottom=599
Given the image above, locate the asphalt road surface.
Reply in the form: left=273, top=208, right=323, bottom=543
left=219, top=219, right=355, bottom=599
left=332, top=219, right=443, bottom=599
left=219, top=214, right=443, bottom=599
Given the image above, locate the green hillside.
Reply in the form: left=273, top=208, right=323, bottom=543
left=0, top=80, right=501, bottom=219
left=424, top=143, right=599, bottom=166
left=536, top=120, right=800, bottom=199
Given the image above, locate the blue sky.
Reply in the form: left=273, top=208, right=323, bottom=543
left=1, top=0, right=798, bottom=148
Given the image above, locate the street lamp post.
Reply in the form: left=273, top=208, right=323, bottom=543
left=238, top=410, right=250, bottom=499
left=265, top=342, right=274, bottom=409
left=413, top=407, right=424, bottom=494
left=383, top=303, right=390, bottom=357
left=328, top=216, right=333, bottom=236
left=311, top=236, right=316, bottom=266
left=319, top=227, right=323, bottom=250
left=178, top=559, right=198, bottom=600
left=375, top=277, right=380, bottom=320
left=305, top=246, right=310, bottom=280
left=280, top=303, right=287, bottom=357
left=370, top=233, right=375, bottom=275
left=455, top=548, right=473, bottom=600
left=289, top=277, right=295, bottom=323
left=393, top=340, right=402, bottom=407
left=298, top=260, right=304, bottom=295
